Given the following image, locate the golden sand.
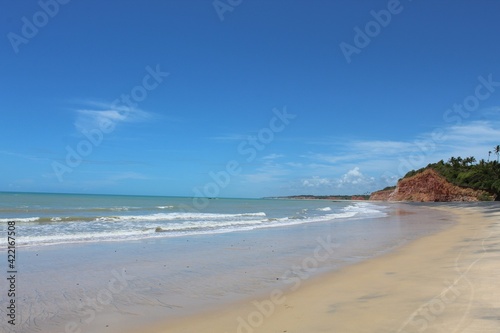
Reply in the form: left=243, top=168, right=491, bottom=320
left=135, top=206, right=500, bottom=333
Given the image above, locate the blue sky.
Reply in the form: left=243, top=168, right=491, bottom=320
left=1, top=0, right=500, bottom=198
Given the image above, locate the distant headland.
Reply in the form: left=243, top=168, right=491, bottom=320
left=266, top=194, right=370, bottom=200
left=371, top=150, right=500, bottom=202
left=272, top=148, right=500, bottom=203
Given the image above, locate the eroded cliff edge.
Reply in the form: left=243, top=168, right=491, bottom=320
left=370, top=169, right=495, bottom=202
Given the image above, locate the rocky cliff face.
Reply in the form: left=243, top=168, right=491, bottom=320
left=369, top=189, right=394, bottom=201
left=370, top=169, right=494, bottom=202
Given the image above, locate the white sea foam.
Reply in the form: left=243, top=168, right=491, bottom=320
left=110, top=206, right=132, bottom=211
left=94, top=212, right=267, bottom=223
left=0, top=217, right=39, bottom=223
left=0, top=202, right=387, bottom=248
left=341, top=202, right=387, bottom=217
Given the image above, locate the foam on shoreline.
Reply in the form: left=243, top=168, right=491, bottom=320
left=3, top=202, right=488, bottom=333
left=133, top=204, right=500, bottom=333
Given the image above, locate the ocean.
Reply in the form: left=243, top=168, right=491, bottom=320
left=0, top=192, right=459, bottom=333
left=0, top=192, right=388, bottom=248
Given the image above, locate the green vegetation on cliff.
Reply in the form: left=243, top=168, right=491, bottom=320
left=403, top=153, right=500, bottom=200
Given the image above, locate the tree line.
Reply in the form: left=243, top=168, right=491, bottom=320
left=403, top=145, right=500, bottom=200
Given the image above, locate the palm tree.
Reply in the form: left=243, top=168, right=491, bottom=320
left=463, top=156, right=476, bottom=166
left=488, top=151, right=492, bottom=162
left=495, top=145, right=500, bottom=162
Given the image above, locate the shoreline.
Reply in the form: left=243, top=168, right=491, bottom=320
left=2, top=202, right=451, bottom=333
left=136, top=204, right=500, bottom=333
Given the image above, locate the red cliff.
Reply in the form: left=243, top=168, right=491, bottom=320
left=370, top=169, right=494, bottom=202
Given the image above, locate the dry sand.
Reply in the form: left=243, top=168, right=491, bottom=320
left=135, top=205, right=500, bottom=333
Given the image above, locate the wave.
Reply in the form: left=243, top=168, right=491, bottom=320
left=0, top=217, right=40, bottom=223
left=0, top=212, right=268, bottom=224
left=94, top=212, right=268, bottom=223
left=341, top=202, right=387, bottom=217
left=153, top=218, right=269, bottom=232
left=78, top=206, right=140, bottom=212
left=0, top=202, right=387, bottom=248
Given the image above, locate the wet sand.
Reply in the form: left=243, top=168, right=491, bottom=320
left=4, top=203, right=498, bottom=333
left=137, top=204, right=500, bottom=333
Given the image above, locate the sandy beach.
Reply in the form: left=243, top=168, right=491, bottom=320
left=137, top=204, right=500, bottom=333
left=4, top=1, right=500, bottom=333
left=4, top=202, right=499, bottom=333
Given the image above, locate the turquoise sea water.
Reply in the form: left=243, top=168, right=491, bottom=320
left=0, top=192, right=388, bottom=247
left=0, top=192, right=463, bottom=333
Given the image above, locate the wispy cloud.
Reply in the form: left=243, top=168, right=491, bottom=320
left=0, top=150, right=49, bottom=162
left=438, top=121, right=500, bottom=144
left=261, top=153, right=284, bottom=160
left=481, top=106, right=500, bottom=116
left=301, top=152, right=359, bottom=164
left=303, top=120, right=500, bottom=167
left=352, top=140, right=420, bottom=154
left=300, top=167, right=377, bottom=191
left=301, top=176, right=332, bottom=188
left=73, top=100, right=152, bottom=133
left=243, top=119, right=500, bottom=195
left=209, top=134, right=248, bottom=141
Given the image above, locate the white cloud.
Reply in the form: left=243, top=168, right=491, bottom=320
left=302, top=176, right=332, bottom=187
left=481, top=106, right=500, bottom=116
left=440, top=121, right=500, bottom=144
left=73, top=101, right=152, bottom=132
left=297, top=167, right=378, bottom=194
left=303, top=120, right=500, bottom=171
left=301, top=152, right=357, bottom=164
left=338, top=167, right=375, bottom=187
left=286, top=162, right=303, bottom=168
left=262, top=153, right=284, bottom=160
left=0, top=150, right=49, bottom=162
left=235, top=118, right=500, bottom=196
left=340, top=167, right=362, bottom=183
left=352, top=140, right=419, bottom=154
